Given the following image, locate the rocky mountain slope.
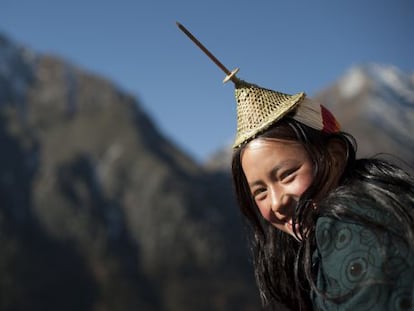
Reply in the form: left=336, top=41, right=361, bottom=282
left=316, top=64, right=414, bottom=169
left=0, top=33, right=259, bottom=311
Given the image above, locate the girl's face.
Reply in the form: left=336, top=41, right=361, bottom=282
left=241, top=138, right=314, bottom=238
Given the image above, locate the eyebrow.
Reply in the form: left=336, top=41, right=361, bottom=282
left=248, top=160, right=300, bottom=188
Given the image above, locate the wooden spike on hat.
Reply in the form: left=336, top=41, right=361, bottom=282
left=176, top=22, right=305, bottom=148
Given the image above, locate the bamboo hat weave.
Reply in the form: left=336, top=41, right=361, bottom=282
left=232, top=78, right=305, bottom=148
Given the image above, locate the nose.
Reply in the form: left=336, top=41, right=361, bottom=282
left=269, top=188, right=291, bottom=220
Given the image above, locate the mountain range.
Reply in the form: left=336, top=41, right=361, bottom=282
left=0, top=33, right=259, bottom=311
left=0, top=32, right=413, bottom=311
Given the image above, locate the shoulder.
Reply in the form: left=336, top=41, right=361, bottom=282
left=318, top=159, right=414, bottom=234
left=311, top=215, right=414, bottom=310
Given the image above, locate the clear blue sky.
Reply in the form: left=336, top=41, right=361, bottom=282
left=1, top=0, right=413, bottom=162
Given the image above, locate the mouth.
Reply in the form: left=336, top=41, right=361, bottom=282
left=286, top=219, right=302, bottom=240
left=286, top=219, right=294, bottom=231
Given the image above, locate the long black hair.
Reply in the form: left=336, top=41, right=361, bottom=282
left=231, top=118, right=414, bottom=310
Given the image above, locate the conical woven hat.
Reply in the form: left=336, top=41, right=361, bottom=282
left=176, top=22, right=308, bottom=148
left=233, top=79, right=305, bottom=148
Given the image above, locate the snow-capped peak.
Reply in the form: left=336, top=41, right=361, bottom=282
left=339, top=64, right=414, bottom=104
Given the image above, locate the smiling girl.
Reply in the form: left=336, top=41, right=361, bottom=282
left=177, top=22, right=414, bottom=311
left=231, top=103, right=414, bottom=311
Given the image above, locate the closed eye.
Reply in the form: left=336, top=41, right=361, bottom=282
left=280, top=167, right=299, bottom=182
left=252, top=187, right=267, bottom=200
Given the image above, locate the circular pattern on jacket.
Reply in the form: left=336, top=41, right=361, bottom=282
left=316, top=218, right=336, bottom=255
left=391, top=288, right=412, bottom=310
left=340, top=250, right=370, bottom=289
left=335, top=226, right=352, bottom=250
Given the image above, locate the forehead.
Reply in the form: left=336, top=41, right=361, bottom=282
left=241, top=138, right=309, bottom=171
left=242, top=138, right=306, bottom=157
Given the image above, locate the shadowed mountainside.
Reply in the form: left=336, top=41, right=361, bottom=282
left=0, top=33, right=259, bottom=311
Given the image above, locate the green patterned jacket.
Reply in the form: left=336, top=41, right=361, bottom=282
left=311, top=205, right=414, bottom=310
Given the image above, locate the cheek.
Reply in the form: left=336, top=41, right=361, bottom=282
left=256, top=202, right=271, bottom=222
left=290, top=173, right=314, bottom=197
left=256, top=201, right=278, bottom=223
